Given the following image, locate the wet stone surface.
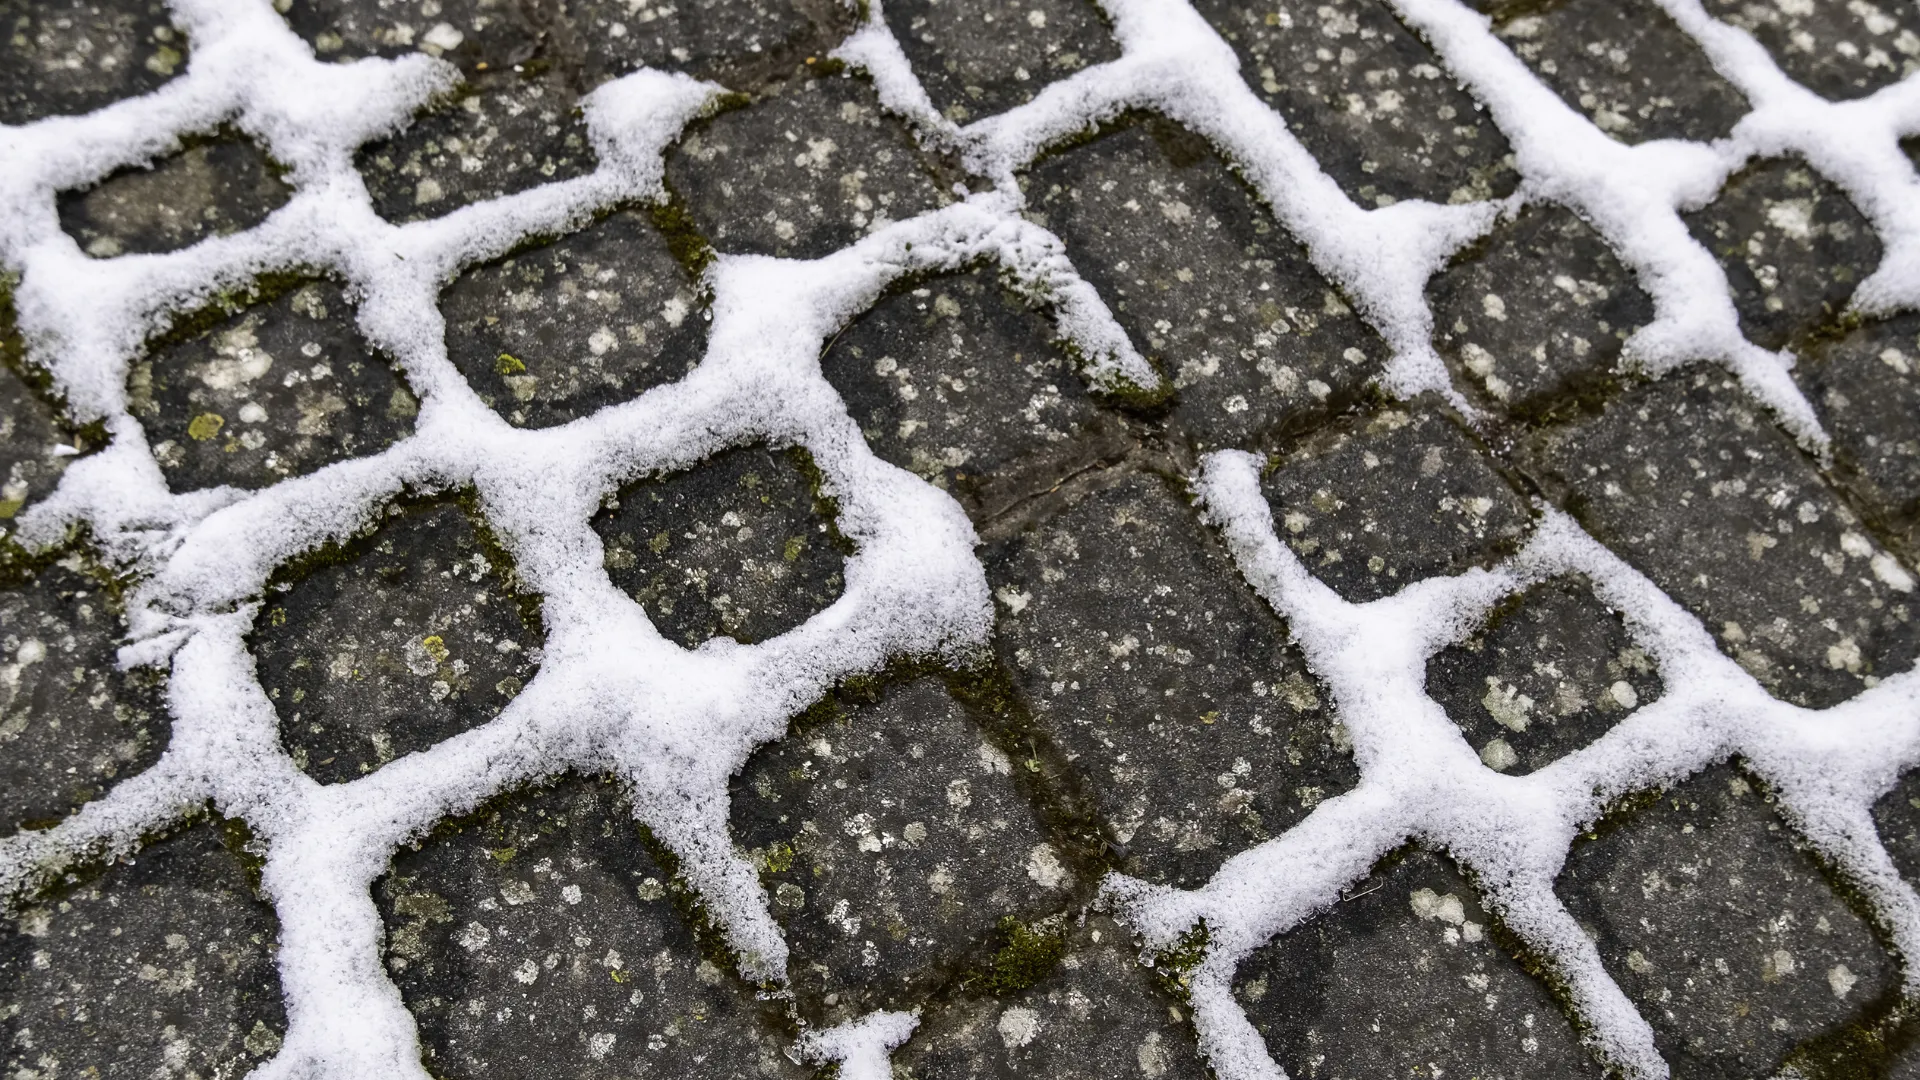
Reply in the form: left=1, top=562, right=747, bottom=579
left=1234, top=847, right=1604, bottom=1080
left=357, top=72, right=596, bottom=223
left=985, top=470, right=1358, bottom=889
left=885, top=0, right=1119, bottom=122
left=593, top=445, right=846, bottom=649
left=1701, top=0, right=1920, bottom=101
left=0, top=556, right=168, bottom=837
left=1428, top=203, right=1654, bottom=420
left=1, top=823, right=287, bottom=1080
left=730, top=677, right=1072, bottom=1025
left=57, top=137, right=292, bottom=258
left=1528, top=371, right=1920, bottom=709
left=1684, top=157, right=1881, bottom=352
left=821, top=268, right=1122, bottom=527
left=0, top=0, right=183, bottom=125
left=1261, top=403, right=1533, bottom=604
left=379, top=776, right=806, bottom=1080
left=668, top=71, right=950, bottom=260
left=441, top=209, right=705, bottom=428
left=1559, top=765, right=1897, bottom=1079
left=1427, top=576, right=1663, bottom=775
left=1487, top=0, right=1748, bottom=145
left=1192, top=0, right=1519, bottom=207
left=1024, top=120, right=1386, bottom=449
left=894, top=913, right=1210, bottom=1079
left=132, top=280, right=416, bottom=493
left=250, top=501, right=543, bottom=784
left=1796, top=313, right=1920, bottom=552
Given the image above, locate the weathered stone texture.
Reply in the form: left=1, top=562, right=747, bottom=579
left=379, top=777, right=806, bottom=1080
left=1701, top=0, right=1920, bottom=101
left=0, top=355, right=72, bottom=536
left=1796, top=313, right=1920, bottom=553
left=133, top=281, right=416, bottom=492
left=57, top=137, right=292, bottom=258
left=1559, top=766, right=1897, bottom=1079
left=0, top=0, right=183, bottom=124
left=1235, top=847, right=1604, bottom=1080
left=441, top=209, right=704, bottom=429
left=885, top=0, right=1120, bottom=122
left=1, top=823, right=287, bottom=1080
left=250, top=501, right=543, bottom=784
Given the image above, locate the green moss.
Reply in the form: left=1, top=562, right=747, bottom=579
left=975, top=914, right=1068, bottom=996
left=1145, top=920, right=1211, bottom=1003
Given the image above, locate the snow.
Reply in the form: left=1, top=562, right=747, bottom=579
left=2, top=0, right=1919, bottom=1077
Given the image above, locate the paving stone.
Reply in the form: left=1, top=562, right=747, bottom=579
left=593, top=445, right=847, bottom=649
left=1701, top=0, right=1920, bottom=102
left=1427, top=576, right=1663, bottom=775
left=1795, top=313, right=1920, bottom=552
left=562, top=0, right=849, bottom=92
left=1261, top=402, right=1533, bottom=604
left=0, top=0, right=183, bottom=125
left=250, top=501, right=543, bottom=785
left=283, top=0, right=547, bottom=72
left=1, top=822, right=287, bottom=1079
left=132, top=280, right=416, bottom=493
left=0, top=349, right=75, bottom=536
left=1482, top=0, right=1748, bottom=145
left=441, top=209, right=705, bottom=428
left=1684, top=157, right=1881, bottom=353
left=893, top=913, right=1209, bottom=1079
left=667, top=71, right=949, bottom=260
left=821, top=267, right=1132, bottom=528
left=730, top=677, right=1072, bottom=1025
left=1527, top=371, right=1920, bottom=709
left=1873, top=767, right=1920, bottom=890
left=1234, top=846, right=1603, bottom=1080
left=1428, top=203, right=1655, bottom=420
left=1024, top=120, right=1387, bottom=449
left=1191, top=0, right=1520, bottom=207
left=985, top=470, right=1358, bottom=889
left=379, top=776, right=805, bottom=1080
left=357, top=71, right=596, bottom=224
left=884, top=0, right=1120, bottom=123
left=0, top=556, right=169, bottom=837
left=55, top=136, right=292, bottom=258
left=1559, top=765, right=1897, bottom=1079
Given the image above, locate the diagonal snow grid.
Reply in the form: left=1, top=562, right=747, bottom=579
left=2, top=0, right=1920, bottom=1077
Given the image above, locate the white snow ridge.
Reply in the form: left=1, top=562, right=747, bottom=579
left=0, top=0, right=1918, bottom=1078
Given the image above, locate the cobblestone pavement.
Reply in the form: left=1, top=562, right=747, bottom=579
left=5, top=0, right=1920, bottom=1079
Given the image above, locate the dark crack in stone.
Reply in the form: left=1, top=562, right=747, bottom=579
left=0, top=0, right=183, bottom=125
left=1796, top=313, right=1920, bottom=552
left=1428, top=203, right=1654, bottom=420
left=378, top=776, right=806, bottom=1080
left=1427, top=577, right=1663, bottom=775
left=1684, top=157, right=1881, bottom=353
left=1528, top=371, right=1920, bottom=709
left=251, top=501, right=543, bottom=785
left=593, top=445, right=847, bottom=649
left=284, top=0, right=544, bottom=72
left=1, top=823, right=287, bottom=1078
left=894, top=914, right=1209, bottom=1079
left=1560, top=765, right=1897, bottom=1078
left=0, top=354, right=75, bottom=537
left=563, top=0, right=850, bottom=91
left=1487, top=0, right=1748, bottom=145
left=731, top=678, right=1071, bottom=1025
left=1024, top=120, right=1387, bottom=449
left=667, top=72, right=948, bottom=259
left=0, top=556, right=168, bottom=837
left=885, top=0, right=1120, bottom=123
left=822, top=268, right=1125, bottom=528
left=1261, top=403, right=1533, bottom=604
left=1702, top=0, right=1920, bottom=101
left=986, top=471, right=1358, bottom=889
left=441, top=209, right=705, bottom=428
left=132, top=281, right=416, bottom=493
left=56, top=137, right=291, bottom=258
left=357, top=72, right=596, bottom=223
left=1191, top=0, right=1519, bottom=206
left=1234, top=847, right=1603, bottom=1080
